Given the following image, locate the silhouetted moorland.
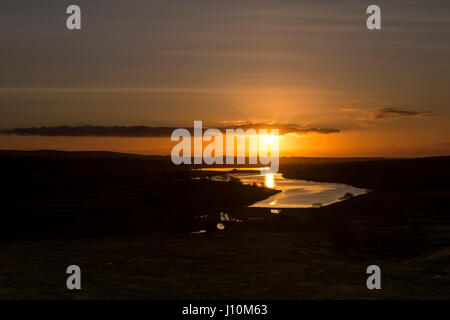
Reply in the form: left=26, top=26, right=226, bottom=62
left=281, top=156, right=450, bottom=190
left=0, top=150, right=277, bottom=241
left=1, top=150, right=449, bottom=299
left=278, top=156, right=450, bottom=260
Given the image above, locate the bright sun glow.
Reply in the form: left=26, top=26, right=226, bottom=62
left=263, top=134, right=276, bottom=145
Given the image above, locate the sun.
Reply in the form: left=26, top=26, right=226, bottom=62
left=263, top=134, right=275, bottom=145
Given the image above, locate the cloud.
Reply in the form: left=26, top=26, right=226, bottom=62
left=0, top=124, right=340, bottom=137
left=367, top=107, right=433, bottom=120
left=0, top=126, right=175, bottom=137
left=218, top=123, right=340, bottom=136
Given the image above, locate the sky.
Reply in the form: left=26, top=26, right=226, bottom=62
left=0, top=0, right=449, bottom=157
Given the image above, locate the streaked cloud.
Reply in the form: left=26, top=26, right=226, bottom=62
left=368, top=107, right=433, bottom=120
left=0, top=124, right=340, bottom=137
left=342, top=107, right=433, bottom=121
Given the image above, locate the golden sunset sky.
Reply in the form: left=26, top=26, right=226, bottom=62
left=0, top=0, right=449, bottom=157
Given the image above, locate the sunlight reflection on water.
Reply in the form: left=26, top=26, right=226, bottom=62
left=265, top=173, right=275, bottom=189
left=201, top=168, right=367, bottom=208
left=233, top=171, right=366, bottom=208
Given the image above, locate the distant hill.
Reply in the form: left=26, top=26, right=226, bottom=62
left=0, top=149, right=169, bottom=160
left=281, top=155, right=450, bottom=190
left=0, top=150, right=385, bottom=164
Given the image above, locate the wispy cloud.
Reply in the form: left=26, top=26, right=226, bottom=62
left=341, top=107, right=433, bottom=121
left=368, top=107, right=433, bottom=120
left=0, top=124, right=340, bottom=137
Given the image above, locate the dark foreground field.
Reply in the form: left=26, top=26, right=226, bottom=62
left=0, top=151, right=449, bottom=299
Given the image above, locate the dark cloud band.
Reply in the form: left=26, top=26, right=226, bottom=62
left=0, top=124, right=340, bottom=137
left=370, top=107, right=432, bottom=120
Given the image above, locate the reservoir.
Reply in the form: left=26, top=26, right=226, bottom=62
left=199, top=168, right=367, bottom=208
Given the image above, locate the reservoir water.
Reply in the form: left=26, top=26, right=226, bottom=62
left=199, top=168, right=367, bottom=208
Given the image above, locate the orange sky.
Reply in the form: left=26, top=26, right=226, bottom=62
left=0, top=124, right=448, bottom=158
left=0, top=1, right=449, bottom=157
